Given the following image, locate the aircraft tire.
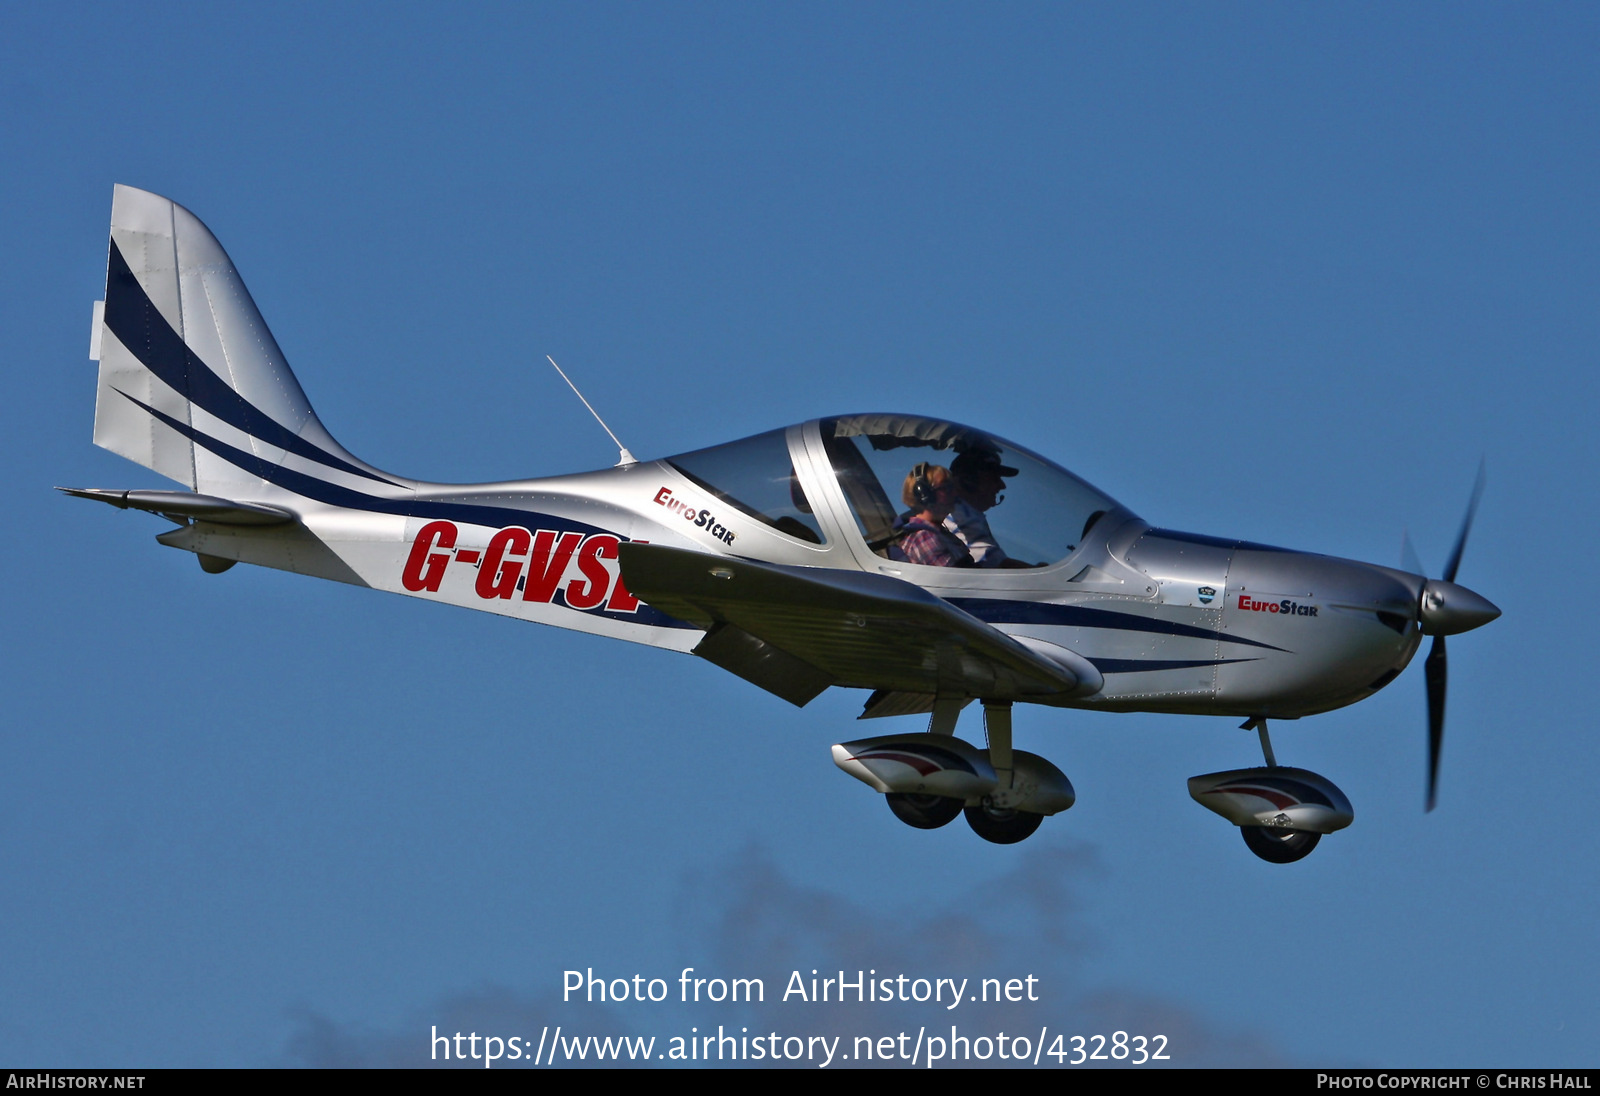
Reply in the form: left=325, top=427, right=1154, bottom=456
left=886, top=793, right=964, bottom=829
left=963, top=802, right=1043, bottom=844
left=1240, top=825, right=1321, bottom=863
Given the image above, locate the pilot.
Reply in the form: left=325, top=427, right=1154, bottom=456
left=890, top=463, right=974, bottom=568
left=945, top=449, right=1032, bottom=568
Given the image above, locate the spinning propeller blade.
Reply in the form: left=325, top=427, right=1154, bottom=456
left=1441, top=462, right=1486, bottom=585
left=1425, top=634, right=1447, bottom=811
left=1400, top=529, right=1425, bottom=579
left=1417, top=463, right=1492, bottom=812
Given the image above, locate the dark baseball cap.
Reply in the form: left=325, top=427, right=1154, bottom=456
left=951, top=449, right=1018, bottom=478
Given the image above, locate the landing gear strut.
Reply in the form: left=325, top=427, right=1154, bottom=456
left=965, top=701, right=1045, bottom=845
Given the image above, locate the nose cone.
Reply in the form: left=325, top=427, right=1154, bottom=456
left=1419, top=579, right=1501, bottom=636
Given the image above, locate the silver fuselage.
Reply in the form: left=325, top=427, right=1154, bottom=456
left=157, top=419, right=1425, bottom=719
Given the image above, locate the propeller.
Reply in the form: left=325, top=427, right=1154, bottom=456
left=1410, top=464, right=1498, bottom=811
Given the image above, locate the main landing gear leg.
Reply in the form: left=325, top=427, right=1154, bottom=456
left=1244, top=716, right=1277, bottom=767
left=964, top=701, right=1043, bottom=844
left=1236, top=717, right=1320, bottom=863
left=928, top=697, right=962, bottom=737
left=985, top=700, right=1014, bottom=789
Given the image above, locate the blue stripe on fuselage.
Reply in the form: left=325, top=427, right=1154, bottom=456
left=1087, top=657, right=1256, bottom=674
left=116, top=390, right=694, bottom=630
left=947, top=597, right=1287, bottom=653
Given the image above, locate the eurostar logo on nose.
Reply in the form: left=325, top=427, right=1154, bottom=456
left=1237, top=594, right=1318, bottom=617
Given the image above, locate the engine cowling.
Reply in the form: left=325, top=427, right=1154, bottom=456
left=1187, top=767, right=1354, bottom=835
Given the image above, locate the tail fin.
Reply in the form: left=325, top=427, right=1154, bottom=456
left=90, top=185, right=394, bottom=497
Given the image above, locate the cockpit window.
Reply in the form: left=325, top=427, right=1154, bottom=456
left=666, top=428, right=825, bottom=545
left=820, top=414, right=1118, bottom=567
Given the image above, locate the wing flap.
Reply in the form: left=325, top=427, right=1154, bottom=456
left=693, top=623, right=835, bottom=707
left=618, top=543, right=1087, bottom=704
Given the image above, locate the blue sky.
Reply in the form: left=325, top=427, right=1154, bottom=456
left=3, top=3, right=1596, bottom=1067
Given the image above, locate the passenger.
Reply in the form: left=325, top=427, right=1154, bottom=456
left=889, top=463, right=974, bottom=568
left=945, top=449, right=1032, bottom=568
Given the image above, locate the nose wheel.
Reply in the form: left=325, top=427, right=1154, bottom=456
left=1242, top=715, right=1321, bottom=863
left=1189, top=719, right=1352, bottom=863
left=1240, top=825, right=1321, bottom=863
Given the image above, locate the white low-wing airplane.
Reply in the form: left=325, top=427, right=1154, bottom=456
left=65, top=186, right=1500, bottom=861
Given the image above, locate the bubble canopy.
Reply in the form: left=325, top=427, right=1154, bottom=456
left=665, top=415, right=1124, bottom=567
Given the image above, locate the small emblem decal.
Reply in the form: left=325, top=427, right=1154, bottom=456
left=1197, top=585, right=1216, bottom=605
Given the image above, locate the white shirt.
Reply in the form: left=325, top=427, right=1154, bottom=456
left=944, top=500, right=1008, bottom=567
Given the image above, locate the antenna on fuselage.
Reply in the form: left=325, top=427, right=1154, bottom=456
left=544, top=354, right=637, bottom=467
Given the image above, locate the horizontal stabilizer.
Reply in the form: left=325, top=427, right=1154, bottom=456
left=618, top=543, right=1097, bottom=703
left=57, top=487, right=296, bottom=526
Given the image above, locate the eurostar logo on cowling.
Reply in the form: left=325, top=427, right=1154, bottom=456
left=1236, top=594, right=1319, bottom=617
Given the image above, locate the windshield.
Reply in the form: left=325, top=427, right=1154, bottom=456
left=665, top=427, right=825, bottom=544
left=820, top=414, right=1118, bottom=567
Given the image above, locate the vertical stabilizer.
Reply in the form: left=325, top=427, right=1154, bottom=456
left=91, top=185, right=391, bottom=498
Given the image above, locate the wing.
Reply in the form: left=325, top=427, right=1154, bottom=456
left=618, top=543, right=1101, bottom=707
